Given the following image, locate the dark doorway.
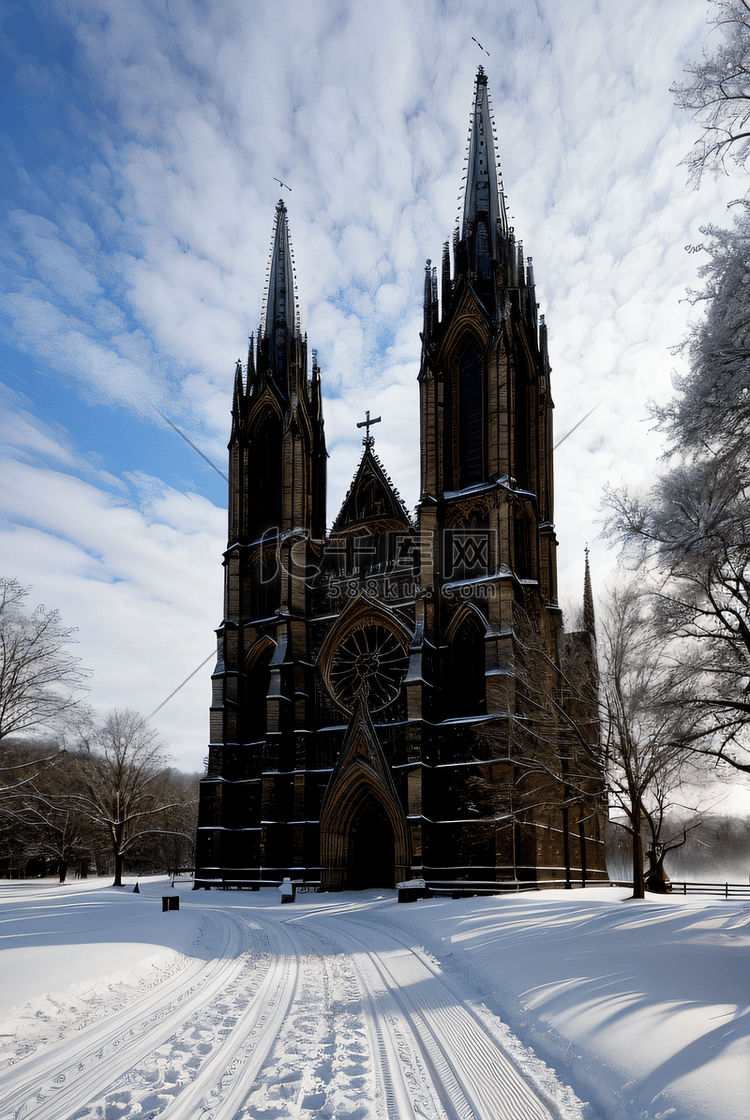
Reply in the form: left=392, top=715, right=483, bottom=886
left=347, top=798, right=395, bottom=889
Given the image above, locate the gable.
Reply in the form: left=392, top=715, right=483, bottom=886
left=332, top=447, right=411, bottom=533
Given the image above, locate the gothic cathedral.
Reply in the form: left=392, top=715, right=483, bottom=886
left=195, top=70, right=607, bottom=892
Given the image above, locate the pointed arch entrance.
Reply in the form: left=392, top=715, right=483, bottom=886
left=347, top=797, right=396, bottom=890
left=319, top=697, right=411, bottom=890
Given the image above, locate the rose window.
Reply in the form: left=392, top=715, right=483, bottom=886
left=328, top=624, right=409, bottom=712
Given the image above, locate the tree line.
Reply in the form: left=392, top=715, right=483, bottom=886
left=0, top=579, right=198, bottom=885
left=0, top=724, right=198, bottom=884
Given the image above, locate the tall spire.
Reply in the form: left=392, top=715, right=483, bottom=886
left=262, top=199, right=298, bottom=337
left=583, top=547, right=596, bottom=639
left=261, top=200, right=299, bottom=382
left=461, top=67, right=508, bottom=278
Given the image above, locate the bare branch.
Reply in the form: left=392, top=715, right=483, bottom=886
left=672, top=0, right=750, bottom=185
left=0, top=578, right=90, bottom=744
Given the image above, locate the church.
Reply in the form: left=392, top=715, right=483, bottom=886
left=194, top=69, right=607, bottom=892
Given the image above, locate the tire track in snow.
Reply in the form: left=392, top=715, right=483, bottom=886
left=0, top=907, right=293, bottom=1120
left=151, top=915, right=298, bottom=1120
left=0, top=896, right=586, bottom=1120
left=299, top=908, right=559, bottom=1120
left=345, top=935, right=458, bottom=1119
left=232, top=918, right=388, bottom=1118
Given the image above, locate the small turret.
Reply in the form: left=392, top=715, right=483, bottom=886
left=422, top=259, right=438, bottom=340
left=230, top=358, right=245, bottom=437
left=441, top=241, right=452, bottom=313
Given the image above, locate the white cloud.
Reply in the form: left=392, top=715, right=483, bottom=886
left=2, top=0, right=742, bottom=765
left=0, top=463, right=223, bottom=771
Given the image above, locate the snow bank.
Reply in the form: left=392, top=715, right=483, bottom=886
left=388, top=886, right=749, bottom=1120
left=0, top=878, right=746, bottom=1120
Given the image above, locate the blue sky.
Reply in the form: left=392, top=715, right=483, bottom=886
left=1, top=0, right=741, bottom=771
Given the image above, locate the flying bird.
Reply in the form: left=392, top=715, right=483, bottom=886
left=472, top=37, right=490, bottom=56
left=274, top=177, right=292, bottom=191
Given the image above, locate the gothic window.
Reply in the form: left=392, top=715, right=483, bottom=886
left=514, top=361, right=530, bottom=490
left=355, top=476, right=384, bottom=519
left=329, top=624, right=409, bottom=713
left=251, top=536, right=281, bottom=619
left=515, top=822, right=536, bottom=881
left=513, top=504, right=533, bottom=580
left=444, top=613, right=486, bottom=719
left=249, top=411, right=282, bottom=535
left=476, top=217, right=491, bottom=280
left=457, top=336, right=484, bottom=488
left=244, top=640, right=274, bottom=748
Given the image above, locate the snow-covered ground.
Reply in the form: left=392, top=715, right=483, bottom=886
left=0, top=878, right=746, bottom=1120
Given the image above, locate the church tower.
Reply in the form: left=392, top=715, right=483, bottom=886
left=195, top=72, right=607, bottom=892
left=418, top=67, right=555, bottom=600
left=195, top=201, right=326, bottom=883
left=405, top=67, right=593, bottom=884
left=229, top=199, right=326, bottom=549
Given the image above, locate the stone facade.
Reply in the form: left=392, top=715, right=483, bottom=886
left=195, top=69, right=608, bottom=891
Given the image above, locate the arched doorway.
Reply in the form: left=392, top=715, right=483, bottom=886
left=319, top=698, right=412, bottom=891
left=347, top=798, right=395, bottom=889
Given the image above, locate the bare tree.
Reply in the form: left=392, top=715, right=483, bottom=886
left=1, top=734, right=198, bottom=883
left=599, top=580, right=699, bottom=899
left=464, top=601, right=607, bottom=889
left=8, top=801, right=89, bottom=883
left=70, top=709, right=189, bottom=886
left=0, top=739, right=87, bottom=880
left=0, top=578, right=90, bottom=744
left=672, top=0, right=750, bottom=185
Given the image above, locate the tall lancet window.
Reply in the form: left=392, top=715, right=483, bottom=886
left=514, top=362, right=530, bottom=490
left=249, top=411, right=283, bottom=535
left=444, top=613, right=486, bottom=718
left=457, top=335, right=484, bottom=488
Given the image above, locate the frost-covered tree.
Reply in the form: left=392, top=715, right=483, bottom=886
left=604, top=207, right=750, bottom=773
left=0, top=578, right=90, bottom=744
left=672, top=0, right=750, bottom=185
left=654, top=204, right=750, bottom=455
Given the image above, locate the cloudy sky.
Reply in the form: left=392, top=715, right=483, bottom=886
left=1, top=0, right=741, bottom=772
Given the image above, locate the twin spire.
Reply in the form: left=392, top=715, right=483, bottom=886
left=246, top=68, right=519, bottom=419
left=241, top=198, right=307, bottom=404
left=422, top=68, right=534, bottom=338
left=261, top=199, right=300, bottom=341
left=258, top=68, right=508, bottom=352
left=461, top=66, right=508, bottom=270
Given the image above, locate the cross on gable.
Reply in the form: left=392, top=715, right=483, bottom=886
left=356, top=410, right=382, bottom=447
